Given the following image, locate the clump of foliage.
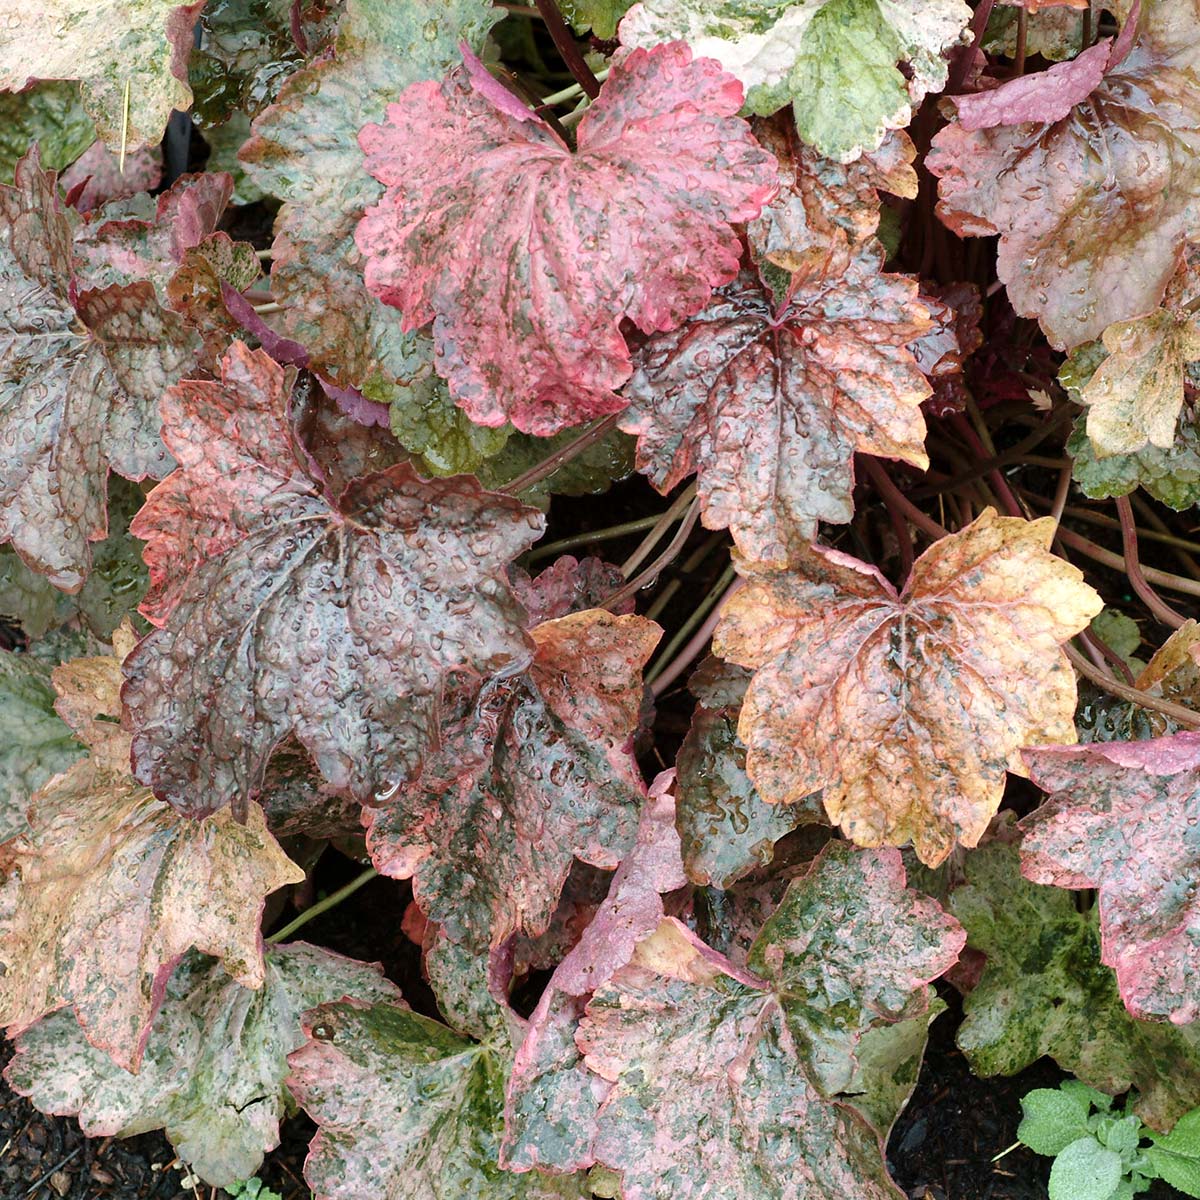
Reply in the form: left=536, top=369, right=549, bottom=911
left=0, top=1, right=1198, bottom=1198
left=1016, top=1082, right=1200, bottom=1200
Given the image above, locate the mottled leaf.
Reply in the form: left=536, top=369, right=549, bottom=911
left=985, top=2, right=1091, bottom=61
left=356, top=41, right=777, bottom=435
left=0, top=650, right=81, bottom=842
left=503, top=771, right=686, bottom=1174
left=509, top=556, right=629, bottom=627
left=0, top=0, right=206, bottom=150
left=0, top=477, right=148, bottom=639
left=72, top=171, right=233, bottom=296
left=0, top=150, right=199, bottom=590
left=621, top=254, right=930, bottom=562
left=573, top=843, right=964, bottom=1199
left=0, top=82, right=94, bottom=184
left=388, top=383, right=512, bottom=478
left=123, top=341, right=544, bottom=817
left=951, top=840, right=1200, bottom=1129
left=713, top=509, right=1102, bottom=866
left=619, top=0, right=972, bottom=161
left=1022, top=735, right=1200, bottom=1023
left=238, top=0, right=500, bottom=400
left=59, top=141, right=162, bottom=213
left=676, top=658, right=821, bottom=889
left=288, top=997, right=583, bottom=1199
left=363, top=608, right=660, bottom=945
left=5, top=943, right=398, bottom=1188
left=0, top=627, right=303, bottom=1069
left=928, top=0, right=1200, bottom=350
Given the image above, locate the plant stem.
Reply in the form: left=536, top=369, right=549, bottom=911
left=534, top=0, right=601, bottom=98
left=500, top=412, right=622, bottom=496
left=648, top=567, right=739, bottom=695
left=1013, top=8, right=1028, bottom=75
left=1078, top=627, right=1135, bottom=685
left=538, top=69, right=611, bottom=109
left=253, top=301, right=283, bottom=315
left=861, top=456, right=949, bottom=541
left=949, top=0, right=996, bottom=92
left=951, top=412, right=1026, bottom=518
left=620, top=483, right=698, bottom=577
left=606, top=499, right=701, bottom=610
left=1049, top=463, right=1072, bottom=526
left=1115, top=495, right=1188, bottom=628
left=1056, top=526, right=1200, bottom=600
left=1066, top=645, right=1200, bottom=729
left=526, top=512, right=669, bottom=565
left=267, top=867, right=378, bottom=944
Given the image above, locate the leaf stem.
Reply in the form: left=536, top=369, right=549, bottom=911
left=1057, top=525, right=1200, bottom=599
left=861, top=456, right=950, bottom=541
left=253, top=302, right=283, bottom=315
left=648, top=567, right=740, bottom=695
left=949, top=0, right=996, bottom=92
left=535, top=0, right=601, bottom=99
left=1115, top=495, right=1188, bottom=628
left=538, top=69, right=611, bottom=109
left=620, top=483, right=699, bottom=577
left=606, top=499, right=702, bottom=610
left=266, top=867, right=378, bottom=944
left=1013, top=8, right=1028, bottom=76
left=526, top=512, right=672, bottom=565
left=1078, top=627, right=1135, bottom=685
left=1065, top=644, right=1200, bottom=729
left=500, top=412, right=623, bottom=496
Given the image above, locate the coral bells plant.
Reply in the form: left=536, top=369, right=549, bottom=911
left=0, top=0, right=1200, bottom=1197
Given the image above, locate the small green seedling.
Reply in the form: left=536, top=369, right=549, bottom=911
left=224, top=1179, right=283, bottom=1200
left=1008, top=1081, right=1200, bottom=1200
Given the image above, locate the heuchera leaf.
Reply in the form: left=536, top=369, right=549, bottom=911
left=0, top=477, right=149, bottom=639
left=238, top=0, right=500, bottom=402
left=122, top=341, right=544, bottom=818
left=675, top=657, right=821, bottom=889
left=356, top=41, right=778, bottom=436
left=0, top=648, right=82, bottom=842
left=951, top=840, right=1200, bottom=1130
left=620, top=253, right=931, bottom=562
left=713, top=509, right=1102, bottom=866
left=927, top=0, right=1200, bottom=350
left=0, top=149, right=199, bottom=590
left=1021, top=733, right=1200, bottom=1024
left=288, top=996, right=582, bottom=1199
left=0, top=624, right=303, bottom=1070
left=0, top=0, right=206, bottom=150
left=502, top=772, right=685, bottom=1174
left=561, top=0, right=633, bottom=37
left=59, top=141, right=163, bottom=214
left=362, top=607, right=660, bottom=946
left=572, top=842, right=964, bottom=1199
left=618, top=0, right=972, bottom=161
left=0, top=82, right=95, bottom=184
left=4, top=943, right=400, bottom=1189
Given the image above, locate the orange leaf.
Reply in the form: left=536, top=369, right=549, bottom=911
left=712, top=509, right=1102, bottom=866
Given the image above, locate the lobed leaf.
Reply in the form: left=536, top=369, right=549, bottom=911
left=356, top=41, right=778, bottom=435
left=928, top=0, right=1200, bottom=350
left=714, top=509, right=1101, bottom=866
left=5, top=943, right=399, bottom=1189
left=0, top=0, right=205, bottom=150
left=0, top=149, right=199, bottom=590
left=1022, top=734, right=1200, bottom=1024
left=363, top=607, right=660, bottom=946
left=123, top=341, right=544, bottom=818
left=0, top=625, right=303, bottom=1070
left=618, top=0, right=972, bottom=161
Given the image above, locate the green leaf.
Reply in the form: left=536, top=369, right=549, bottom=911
left=949, top=842, right=1200, bottom=1129
left=0, top=477, right=149, bottom=640
left=619, top=0, right=971, bottom=160
left=0, top=83, right=95, bottom=185
left=560, top=0, right=632, bottom=38
left=1048, top=1136, right=1124, bottom=1200
left=1019, top=1088, right=1093, bottom=1157
left=476, top=426, right=635, bottom=509
left=0, top=649, right=82, bottom=842
left=388, top=382, right=512, bottom=478
left=1147, top=1110, right=1200, bottom=1197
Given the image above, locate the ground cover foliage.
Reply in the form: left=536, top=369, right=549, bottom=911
left=0, top=0, right=1199, bottom=1196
